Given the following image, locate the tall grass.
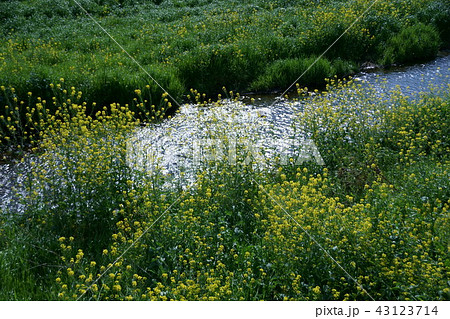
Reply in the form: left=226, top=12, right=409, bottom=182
left=250, top=56, right=357, bottom=92
left=381, top=23, right=441, bottom=66
left=0, top=0, right=447, bottom=128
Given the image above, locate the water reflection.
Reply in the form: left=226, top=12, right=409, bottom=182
left=128, top=55, right=450, bottom=183
left=353, top=54, right=450, bottom=97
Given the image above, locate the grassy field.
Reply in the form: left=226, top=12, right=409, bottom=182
left=0, top=0, right=449, bottom=301
left=0, top=0, right=448, bottom=107
left=1, top=0, right=449, bottom=151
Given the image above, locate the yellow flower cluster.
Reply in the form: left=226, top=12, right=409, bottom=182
left=2, top=50, right=447, bottom=301
left=48, top=79, right=448, bottom=300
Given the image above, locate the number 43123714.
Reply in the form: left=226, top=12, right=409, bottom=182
left=376, top=305, right=438, bottom=316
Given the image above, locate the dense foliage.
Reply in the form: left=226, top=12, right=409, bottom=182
left=0, top=0, right=448, bottom=301
left=0, top=79, right=448, bottom=300
left=0, top=0, right=448, bottom=109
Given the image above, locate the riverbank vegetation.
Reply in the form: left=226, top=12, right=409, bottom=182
left=0, top=78, right=449, bottom=300
left=0, top=0, right=449, bottom=113
left=0, top=0, right=449, bottom=301
left=2, top=0, right=449, bottom=153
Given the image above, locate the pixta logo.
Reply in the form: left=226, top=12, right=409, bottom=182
left=126, top=136, right=324, bottom=172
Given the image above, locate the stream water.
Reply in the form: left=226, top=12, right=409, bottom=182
left=1, top=54, right=449, bottom=213
left=127, top=54, right=450, bottom=183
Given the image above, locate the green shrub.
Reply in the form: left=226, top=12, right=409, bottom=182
left=250, top=56, right=342, bottom=92
left=177, top=43, right=263, bottom=94
left=381, top=23, right=441, bottom=66
left=417, top=0, right=450, bottom=45
left=86, top=63, right=184, bottom=109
